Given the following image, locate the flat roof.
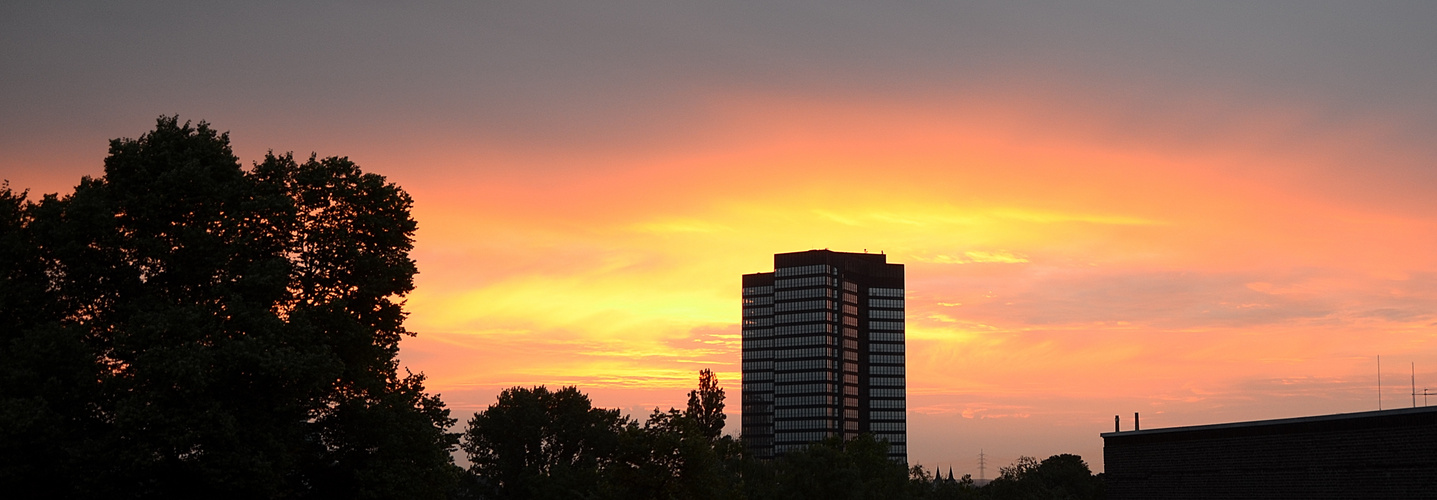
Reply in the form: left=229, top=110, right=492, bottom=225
left=1102, top=406, right=1437, bottom=440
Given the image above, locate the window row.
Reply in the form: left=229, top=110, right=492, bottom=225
left=774, top=264, right=833, bottom=277
left=776, top=371, right=833, bottom=383
left=874, top=432, right=906, bottom=443
left=742, top=350, right=772, bottom=361
left=871, top=422, right=906, bottom=432
left=742, top=286, right=773, bottom=296
left=744, top=339, right=773, bottom=349
left=776, top=359, right=835, bottom=371
left=777, top=323, right=832, bottom=335
left=869, top=332, right=903, bottom=342
left=869, top=365, right=904, bottom=375
left=775, top=347, right=834, bottom=360
left=869, top=288, right=904, bottom=298
left=775, top=395, right=836, bottom=407
left=843, top=292, right=858, bottom=304
left=776, top=407, right=836, bottom=418
left=869, top=321, right=904, bottom=331
left=870, top=354, right=905, bottom=365
left=775, top=382, right=834, bottom=395
left=774, top=276, right=834, bottom=289
left=870, top=399, right=905, bottom=409
left=742, top=307, right=772, bottom=317
left=743, top=295, right=773, bottom=306
left=743, top=318, right=772, bottom=327
left=775, top=419, right=837, bottom=431
left=776, top=311, right=834, bottom=324
left=744, top=370, right=773, bottom=381
left=871, top=388, right=905, bottom=398
left=743, top=382, right=772, bottom=392
left=870, top=376, right=905, bottom=387
left=742, top=413, right=773, bottom=424
left=870, top=310, right=903, bottom=320
left=869, top=298, right=904, bottom=309
left=742, top=328, right=772, bottom=338
left=742, top=392, right=774, bottom=402
left=742, top=361, right=772, bottom=372
left=843, top=304, right=858, bottom=315
left=774, top=299, right=833, bottom=312
left=870, top=343, right=904, bottom=353
left=741, top=403, right=772, bottom=414
left=775, top=288, right=832, bottom=300
left=774, top=335, right=832, bottom=348
left=843, top=316, right=858, bottom=326
left=843, top=282, right=858, bottom=292
left=869, top=410, right=905, bottom=421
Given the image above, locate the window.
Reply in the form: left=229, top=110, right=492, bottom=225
left=775, top=312, right=832, bottom=324
left=775, top=371, right=833, bottom=383
left=775, top=347, right=833, bottom=359
left=776, top=288, right=830, bottom=300
left=870, top=365, right=904, bottom=375
left=742, top=350, right=772, bottom=361
left=869, top=410, right=905, bottom=420
left=776, top=359, right=834, bottom=371
left=743, top=339, right=773, bottom=349
left=742, top=327, right=773, bottom=338
left=870, top=388, right=904, bottom=398
left=869, top=331, right=903, bottom=342
left=743, top=317, right=773, bottom=327
left=774, top=299, right=832, bottom=312
left=842, top=304, right=858, bottom=315
left=868, top=321, right=903, bottom=331
left=870, top=376, right=905, bottom=387
left=775, top=264, right=832, bottom=277
left=776, top=323, right=831, bottom=335
left=869, top=288, right=904, bottom=298
left=871, top=422, right=906, bottom=432
left=742, top=307, right=772, bottom=317
left=870, top=343, right=904, bottom=353
left=744, top=371, right=773, bottom=381
left=743, top=286, right=773, bottom=296
left=870, top=310, right=903, bottom=319
left=743, top=295, right=773, bottom=306
left=742, top=361, right=772, bottom=371
left=775, top=276, right=833, bottom=289
left=775, top=383, right=834, bottom=395
left=869, top=354, right=904, bottom=364
left=870, top=399, right=905, bottom=409
left=869, top=298, right=904, bottom=309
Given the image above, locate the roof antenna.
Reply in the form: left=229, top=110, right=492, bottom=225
left=1414, top=362, right=1418, bottom=408
left=1378, top=355, right=1383, bottom=410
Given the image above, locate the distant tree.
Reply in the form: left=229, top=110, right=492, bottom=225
left=687, top=368, right=726, bottom=441
left=756, top=434, right=909, bottom=500
left=608, top=370, right=741, bottom=500
left=0, top=117, right=458, bottom=498
left=985, top=454, right=1102, bottom=500
left=461, top=385, right=628, bottom=499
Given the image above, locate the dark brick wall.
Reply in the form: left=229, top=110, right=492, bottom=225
left=1103, top=407, right=1437, bottom=499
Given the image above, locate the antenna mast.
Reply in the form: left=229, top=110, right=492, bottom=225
left=1378, top=355, right=1382, bottom=410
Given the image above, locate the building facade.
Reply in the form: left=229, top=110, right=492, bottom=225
left=1103, top=406, right=1437, bottom=499
left=740, top=250, right=906, bottom=462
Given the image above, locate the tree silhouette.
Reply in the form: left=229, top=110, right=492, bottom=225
left=0, top=117, right=457, bottom=498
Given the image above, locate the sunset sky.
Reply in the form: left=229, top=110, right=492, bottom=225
left=5, top=2, right=1437, bottom=474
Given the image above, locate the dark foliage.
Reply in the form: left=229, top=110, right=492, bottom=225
left=0, top=117, right=458, bottom=498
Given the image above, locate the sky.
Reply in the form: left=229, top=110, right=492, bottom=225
left=5, top=1, right=1437, bottom=474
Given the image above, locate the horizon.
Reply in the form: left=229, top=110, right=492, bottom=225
left=6, top=2, right=1437, bottom=475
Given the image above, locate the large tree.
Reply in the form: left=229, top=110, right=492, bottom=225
left=0, top=117, right=457, bottom=498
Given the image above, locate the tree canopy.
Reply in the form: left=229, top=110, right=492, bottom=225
left=0, top=117, right=457, bottom=498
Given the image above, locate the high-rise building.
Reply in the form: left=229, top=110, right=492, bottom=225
left=740, top=250, right=906, bottom=462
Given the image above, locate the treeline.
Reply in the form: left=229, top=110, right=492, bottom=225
left=457, top=372, right=1105, bottom=500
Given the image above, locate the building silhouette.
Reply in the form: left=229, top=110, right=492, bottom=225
left=740, top=250, right=906, bottom=461
left=1103, top=406, right=1437, bottom=499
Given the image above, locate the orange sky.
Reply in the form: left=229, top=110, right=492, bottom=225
left=5, top=2, right=1437, bottom=475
